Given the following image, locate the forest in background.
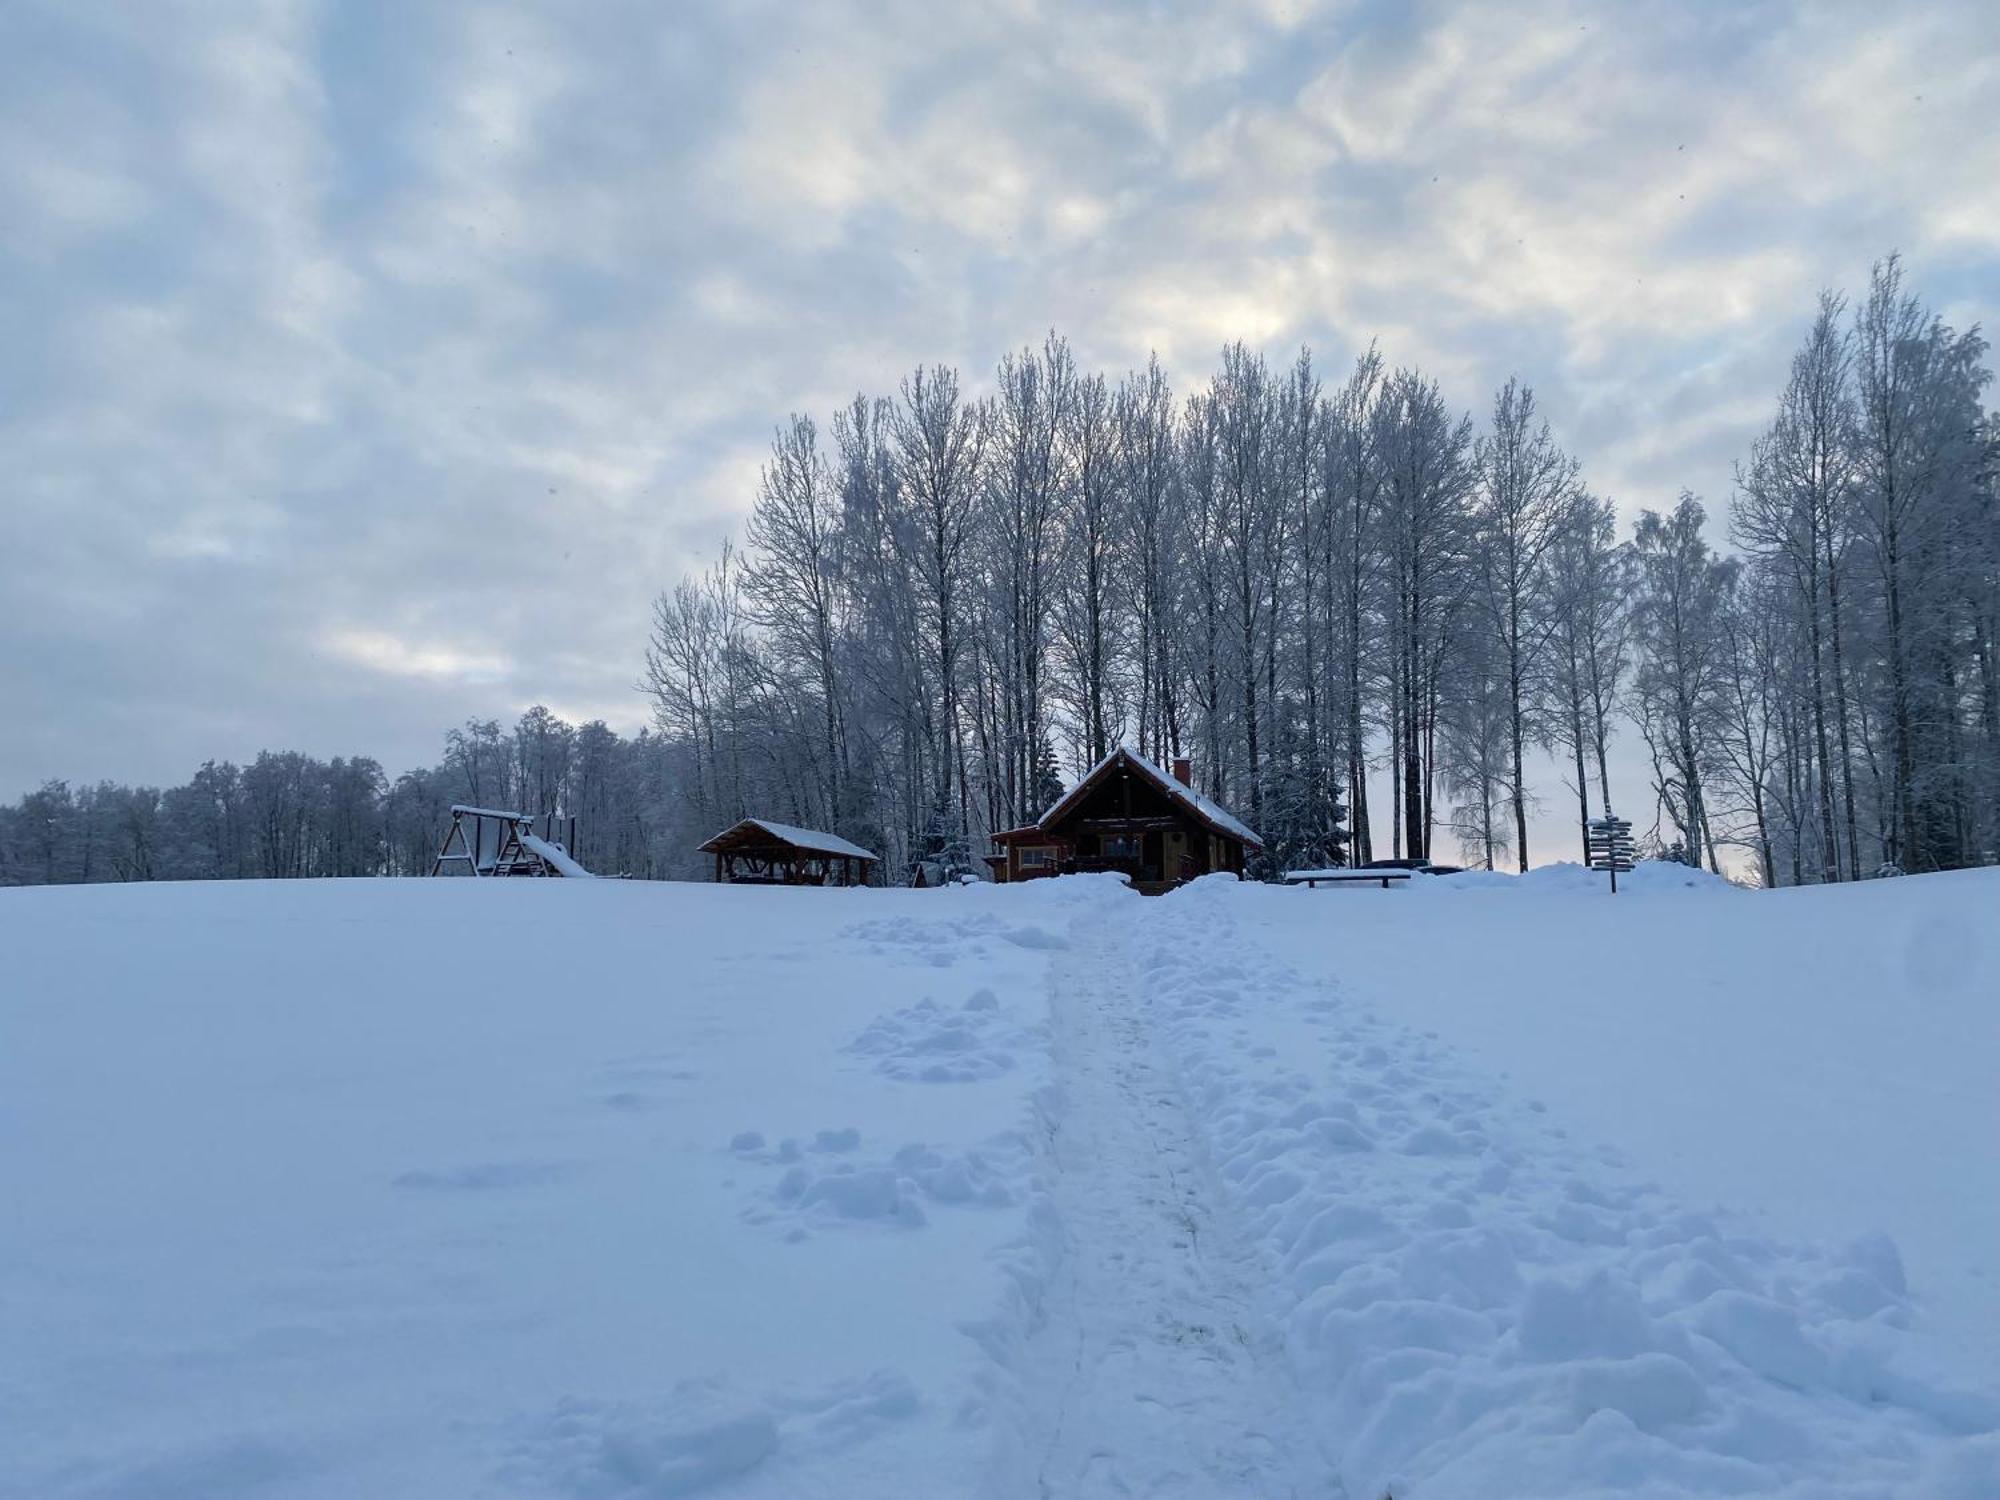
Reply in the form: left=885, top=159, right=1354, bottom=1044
left=648, top=256, right=1996, bottom=887
left=0, top=708, right=684, bottom=886
left=4, top=257, right=1994, bottom=889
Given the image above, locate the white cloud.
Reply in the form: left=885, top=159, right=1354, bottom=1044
left=0, top=0, right=1993, bottom=799
left=0, top=152, right=147, bottom=256
left=321, top=628, right=513, bottom=684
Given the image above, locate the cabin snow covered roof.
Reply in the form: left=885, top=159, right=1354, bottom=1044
left=698, top=818, right=879, bottom=862
left=1034, top=747, right=1264, bottom=848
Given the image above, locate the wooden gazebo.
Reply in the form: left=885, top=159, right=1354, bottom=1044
left=989, top=748, right=1262, bottom=894
left=699, top=819, right=878, bottom=887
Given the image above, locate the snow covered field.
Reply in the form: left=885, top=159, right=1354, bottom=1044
left=3, top=869, right=1995, bottom=1497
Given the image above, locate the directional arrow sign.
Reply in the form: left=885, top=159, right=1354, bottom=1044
left=1586, top=815, right=1635, bottom=891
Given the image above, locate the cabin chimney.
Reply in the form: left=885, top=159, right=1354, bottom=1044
left=1171, top=756, right=1193, bottom=787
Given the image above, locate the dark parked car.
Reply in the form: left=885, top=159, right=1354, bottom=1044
left=1360, top=856, right=1466, bottom=876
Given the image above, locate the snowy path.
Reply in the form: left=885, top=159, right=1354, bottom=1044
left=992, top=917, right=1333, bottom=1499
left=6, top=874, right=1995, bottom=1498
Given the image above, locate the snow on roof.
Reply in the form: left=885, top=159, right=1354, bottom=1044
left=1124, top=749, right=1264, bottom=848
left=1037, top=747, right=1264, bottom=849
left=704, top=818, right=879, bottom=862
left=518, top=833, right=593, bottom=878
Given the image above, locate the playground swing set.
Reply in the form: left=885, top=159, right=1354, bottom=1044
left=430, top=805, right=592, bottom=878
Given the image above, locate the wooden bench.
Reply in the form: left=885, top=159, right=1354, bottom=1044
left=1283, top=868, right=1413, bottom=890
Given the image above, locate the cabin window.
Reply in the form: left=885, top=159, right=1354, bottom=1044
left=1019, top=845, right=1056, bottom=869
left=1101, top=835, right=1140, bottom=860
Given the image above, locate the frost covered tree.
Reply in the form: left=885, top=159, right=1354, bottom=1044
left=1114, top=357, right=1184, bottom=763
left=1709, top=560, right=1793, bottom=887
left=1052, top=368, right=1122, bottom=765
left=512, top=707, right=574, bottom=819
left=1372, top=369, right=1477, bottom=861
left=1543, top=493, right=1633, bottom=861
left=1472, top=378, right=1577, bottom=870
left=1213, top=344, right=1281, bottom=831
left=1439, top=629, right=1514, bottom=870
left=1322, top=349, right=1385, bottom=863
left=745, top=414, right=849, bottom=829
left=891, top=364, right=991, bottom=871
left=1850, top=257, right=1991, bottom=872
left=1733, top=293, right=1862, bottom=882
left=1630, top=497, right=1738, bottom=872
left=983, top=336, right=1073, bottom=828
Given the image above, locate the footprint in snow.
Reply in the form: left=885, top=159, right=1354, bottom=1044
left=846, top=990, right=1027, bottom=1083
left=504, top=1370, right=920, bottom=1497
left=393, top=1161, right=577, bottom=1192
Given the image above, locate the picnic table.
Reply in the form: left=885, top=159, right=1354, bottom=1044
left=1284, top=867, right=1414, bottom=890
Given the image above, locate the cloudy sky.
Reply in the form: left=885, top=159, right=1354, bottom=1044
left=3, top=0, right=1996, bottom=841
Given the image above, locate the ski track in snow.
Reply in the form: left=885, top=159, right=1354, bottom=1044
left=989, top=908, right=1332, bottom=1499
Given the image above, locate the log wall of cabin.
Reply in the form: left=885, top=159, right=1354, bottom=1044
left=992, top=756, right=1254, bottom=887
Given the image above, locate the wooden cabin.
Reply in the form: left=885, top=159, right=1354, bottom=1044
left=989, top=749, right=1262, bottom=894
left=699, top=818, right=878, bottom=887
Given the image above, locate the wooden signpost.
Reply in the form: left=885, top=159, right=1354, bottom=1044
left=1587, top=813, right=1636, bottom=894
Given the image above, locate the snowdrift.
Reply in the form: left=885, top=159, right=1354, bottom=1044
left=1406, top=857, right=1739, bottom=895
left=2, top=867, right=1993, bottom=1497
left=1144, top=871, right=2000, bottom=1497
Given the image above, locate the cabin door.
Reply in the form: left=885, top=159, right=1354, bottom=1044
left=1161, top=828, right=1198, bottom=881
left=1142, top=830, right=1163, bottom=882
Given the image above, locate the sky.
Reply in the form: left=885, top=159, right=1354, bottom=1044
left=2, top=0, right=1996, bottom=862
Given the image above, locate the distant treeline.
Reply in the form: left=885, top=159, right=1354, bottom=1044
left=0, top=708, right=703, bottom=887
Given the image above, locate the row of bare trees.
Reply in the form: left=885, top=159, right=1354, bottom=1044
left=1688, top=257, right=1996, bottom=881
left=643, top=341, right=1608, bottom=878
left=6, top=268, right=1986, bottom=890
left=646, top=259, right=1994, bottom=885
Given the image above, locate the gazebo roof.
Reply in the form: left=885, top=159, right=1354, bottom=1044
left=697, top=818, right=878, bottom=862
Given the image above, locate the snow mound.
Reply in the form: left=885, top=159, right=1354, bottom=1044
left=728, top=1126, right=1029, bottom=1237
left=516, top=1381, right=780, bottom=1497
left=1404, top=858, right=1739, bottom=895
left=506, top=1368, right=924, bottom=1499
left=845, top=988, right=1034, bottom=1083
left=1133, top=890, right=1996, bottom=1498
